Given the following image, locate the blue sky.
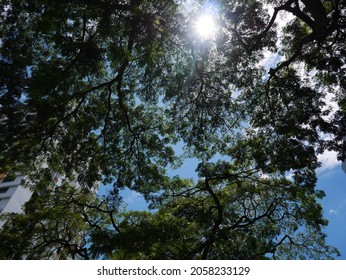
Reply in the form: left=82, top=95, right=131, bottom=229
left=107, top=1, right=346, bottom=259
left=117, top=154, right=346, bottom=259
left=316, top=162, right=346, bottom=259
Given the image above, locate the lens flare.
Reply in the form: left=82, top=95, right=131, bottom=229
left=195, top=13, right=216, bottom=39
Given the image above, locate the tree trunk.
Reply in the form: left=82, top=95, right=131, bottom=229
left=300, top=0, right=329, bottom=40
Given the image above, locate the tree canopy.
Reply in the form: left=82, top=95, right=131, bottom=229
left=0, top=0, right=345, bottom=259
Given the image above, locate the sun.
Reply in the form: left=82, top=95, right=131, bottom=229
left=195, top=13, right=217, bottom=39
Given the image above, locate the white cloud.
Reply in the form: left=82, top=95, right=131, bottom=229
left=317, top=150, right=340, bottom=174
left=123, top=190, right=143, bottom=205
left=329, top=209, right=338, bottom=215
left=119, top=189, right=149, bottom=211
left=259, top=51, right=282, bottom=71
left=285, top=170, right=294, bottom=181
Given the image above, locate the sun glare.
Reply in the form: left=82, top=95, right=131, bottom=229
left=195, top=13, right=216, bottom=39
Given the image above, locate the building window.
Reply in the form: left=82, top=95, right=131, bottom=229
left=0, top=188, right=9, bottom=194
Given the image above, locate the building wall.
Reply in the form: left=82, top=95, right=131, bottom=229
left=0, top=175, right=33, bottom=228
left=0, top=172, right=96, bottom=227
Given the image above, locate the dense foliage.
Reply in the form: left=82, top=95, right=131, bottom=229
left=0, top=0, right=345, bottom=259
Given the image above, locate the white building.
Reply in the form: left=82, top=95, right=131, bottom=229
left=0, top=172, right=97, bottom=229
left=0, top=174, right=33, bottom=228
